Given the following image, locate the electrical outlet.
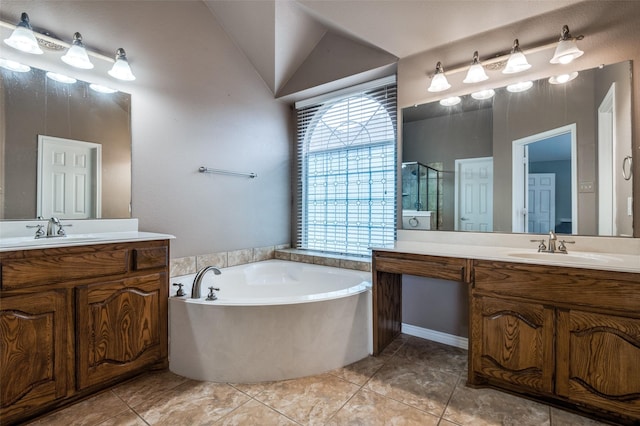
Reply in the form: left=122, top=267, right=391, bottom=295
left=579, top=181, right=595, bottom=193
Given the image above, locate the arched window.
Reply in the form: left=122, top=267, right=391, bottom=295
left=295, top=80, right=396, bottom=255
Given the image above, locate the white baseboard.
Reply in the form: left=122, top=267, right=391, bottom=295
left=401, top=323, right=468, bottom=350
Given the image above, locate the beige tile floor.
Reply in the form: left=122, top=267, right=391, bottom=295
left=27, top=335, right=610, bottom=426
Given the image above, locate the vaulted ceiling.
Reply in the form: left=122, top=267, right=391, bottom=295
left=204, top=0, right=584, bottom=98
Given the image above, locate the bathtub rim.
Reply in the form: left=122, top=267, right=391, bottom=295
left=170, top=259, right=372, bottom=307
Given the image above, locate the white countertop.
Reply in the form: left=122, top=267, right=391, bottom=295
left=375, top=240, right=640, bottom=274
left=0, top=231, right=174, bottom=252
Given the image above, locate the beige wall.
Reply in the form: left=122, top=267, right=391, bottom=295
left=0, top=1, right=292, bottom=258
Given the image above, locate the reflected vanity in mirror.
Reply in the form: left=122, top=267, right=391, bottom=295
left=0, top=64, right=132, bottom=220
left=402, top=60, right=633, bottom=237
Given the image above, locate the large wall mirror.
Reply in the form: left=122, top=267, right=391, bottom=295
left=402, top=60, right=633, bottom=237
left=0, top=65, right=132, bottom=220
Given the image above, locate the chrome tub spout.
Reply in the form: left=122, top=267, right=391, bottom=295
left=191, top=265, right=222, bottom=298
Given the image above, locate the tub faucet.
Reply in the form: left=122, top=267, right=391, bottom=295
left=191, top=266, right=222, bottom=298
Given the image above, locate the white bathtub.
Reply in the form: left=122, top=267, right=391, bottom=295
left=169, top=259, right=372, bottom=383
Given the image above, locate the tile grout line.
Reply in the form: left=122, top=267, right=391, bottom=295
left=437, top=374, right=465, bottom=426
left=108, top=390, right=151, bottom=426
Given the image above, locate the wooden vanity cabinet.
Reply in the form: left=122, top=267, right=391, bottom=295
left=470, top=296, right=554, bottom=394
left=470, top=259, right=640, bottom=424
left=0, top=240, right=169, bottom=425
left=0, top=290, right=69, bottom=422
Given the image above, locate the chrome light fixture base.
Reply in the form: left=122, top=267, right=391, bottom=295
left=61, top=32, right=94, bottom=69
left=550, top=25, right=584, bottom=64
left=463, top=51, right=489, bottom=84
left=3, top=12, right=43, bottom=54
left=503, top=39, right=531, bottom=74
left=428, top=61, right=451, bottom=92
left=108, top=48, right=136, bottom=81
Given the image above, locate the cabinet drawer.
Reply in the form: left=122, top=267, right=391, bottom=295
left=374, top=251, right=469, bottom=282
left=1, top=249, right=129, bottom=290
left=473, top=260, right=640, bottom=313
left=133, top=246, right=168, bottom=271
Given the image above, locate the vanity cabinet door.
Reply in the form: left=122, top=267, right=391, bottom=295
left=0, top=290, right=68, bottom=423
left=470, top=296, right=554, bottom=394
left=556, top=309, right=640, bottom=421
left=76, top=273, right=168, bottom=390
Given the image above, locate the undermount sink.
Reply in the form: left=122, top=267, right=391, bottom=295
left=0, top=234, right=101, bottom=248
left=507, top=251, right=622, bottom=265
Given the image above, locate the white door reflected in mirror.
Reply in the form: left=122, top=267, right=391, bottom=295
left=512, top=124, right=577, bottom=235
left=37, top=135, right=102, bottom=219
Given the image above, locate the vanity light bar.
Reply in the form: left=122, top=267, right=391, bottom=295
left=0, top=19, right=114, bottom=63
left=1, top=14, right=136, bottom=81
left=427, top=25, right=584, bottom=91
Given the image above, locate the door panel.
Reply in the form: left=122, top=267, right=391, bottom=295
left=455, top=157, right=493, bottom=231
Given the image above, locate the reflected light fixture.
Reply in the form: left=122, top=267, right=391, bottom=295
left=61, top=32, right=94, bottom=69
left=549, top=72, right=578, bottom=85
left=471, top=89, right=495, bottom=100
left=502, top=39, right=531, bottom=74
left=89, top=83, right=117, bottom=94
left=439, top=96, right=461, bottom=107
left=550, top=25, right=584, bottom=64
left=428, top=61, right=451, bottom=92
left=0, top=57, right=31, bottom=72
left=463, top=51, right=488, bottom=83
left=506, top=81, right=533, bottom=93
left=108, top=48, right=136, bottom=81
left=3, top=12, right=43, bottom=54
left=46, top=71, right=77, bottom=84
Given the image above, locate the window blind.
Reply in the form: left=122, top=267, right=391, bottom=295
left=294, top=79, right=397, bottom=256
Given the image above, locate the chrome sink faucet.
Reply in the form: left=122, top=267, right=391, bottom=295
left=547, top=230, right=557, bottom=253
left=191, top=265, right=222, bottom=298
left=26, top=217, right=71, bottom=238
left=530, top=230, right=574, bottom=253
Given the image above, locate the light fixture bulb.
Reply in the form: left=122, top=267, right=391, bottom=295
left=471, top=89, right=495, bottom=100
left=503, top=39, right=531, bottom=74
left=439, top=96, right=461, bottom=107
left=428, top=62, right=451, bottom=92
left=61, top=32, right=94, bottom=69
left=3, top=12, right=43, bottom=55
left=463, top=51, right=488, bottom=83
left=108, top=48, right=136, bottom=81
left=46, top=71, right=77, bottom=84
left=89, top=83, right=117, bottom=94
left=0, top=58, right=31, bottom=72
left=549, top=72, right=579, bottom=85
left=507, top=81, right=533, bottom=93
left=550, top=25, right=584, bottom=64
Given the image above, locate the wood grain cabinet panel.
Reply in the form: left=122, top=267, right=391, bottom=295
left=471, top=259, right=640, bottom=424
left=76, top=273, right=168, bottom=390
left=0, top=240, right=169, bottom=424
left=0, top=291, right=68, bottom=423
left=557, top=309, right=640, bottom=420
left=1, top=249, right=128, bottom=290
left=471, top=296, right=554, bottom=393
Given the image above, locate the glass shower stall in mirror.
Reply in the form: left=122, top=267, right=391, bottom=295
left=0, top=64, right=132, bottom=220
left=402, top=60, right=633, bottom=237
